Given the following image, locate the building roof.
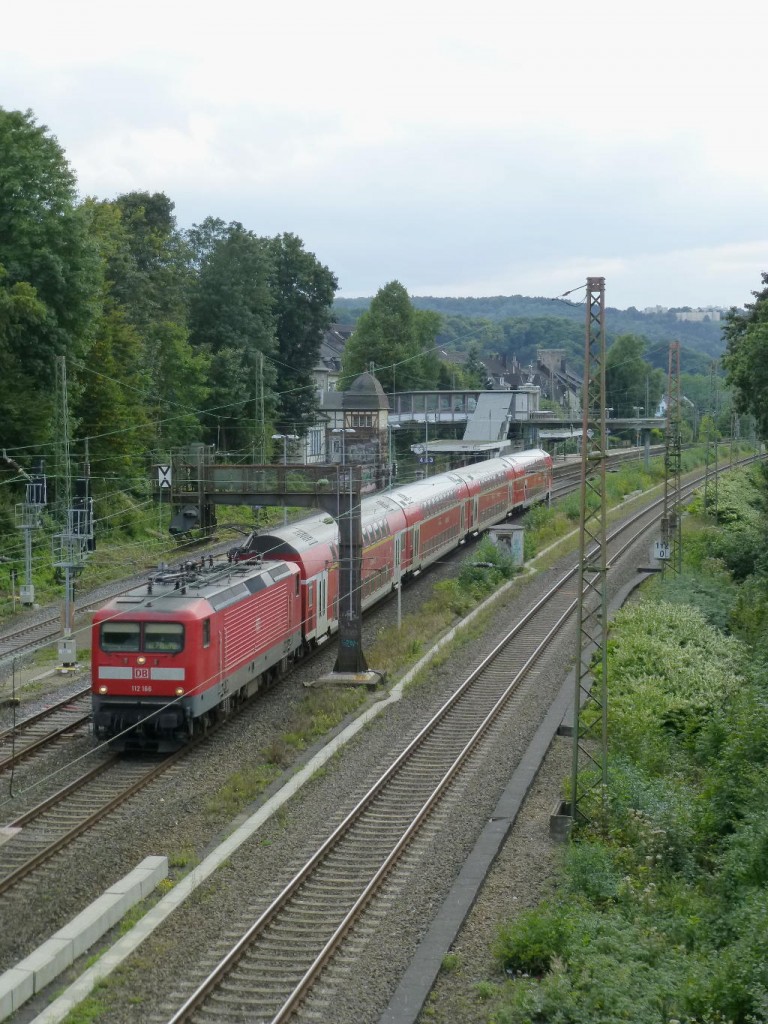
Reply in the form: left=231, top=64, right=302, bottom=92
left=315, top=324, right=352, bottom=376
left=343, top=371, right=390, bottom=411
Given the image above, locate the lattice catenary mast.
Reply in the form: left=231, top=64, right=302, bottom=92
left=662, top=340, right=683, bottom=576
left=570, top=276, right=609, bottom=823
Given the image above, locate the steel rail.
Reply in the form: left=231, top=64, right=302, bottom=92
left=0, top=687, right=92, bottom=771
left=0, top=752, right=181, bottom=896
left=165, top=463, right=724, bottom=1024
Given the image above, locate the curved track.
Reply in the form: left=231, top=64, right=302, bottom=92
left=162, top=474, right=706, bottom=1024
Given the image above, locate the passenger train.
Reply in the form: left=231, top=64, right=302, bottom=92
left=91, top=449, right=552, bottom=750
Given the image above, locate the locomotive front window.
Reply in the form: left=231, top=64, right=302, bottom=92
left=144, top=623, right=185, bottom=653
left=100, top=622, right=140, bottom=652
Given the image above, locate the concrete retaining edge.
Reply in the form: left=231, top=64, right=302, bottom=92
left=0, top=856, right=167, bottom=1021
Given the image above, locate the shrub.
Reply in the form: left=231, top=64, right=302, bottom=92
left=564, top=840, right=621, bottom=905
left=493, top=902, right=572, bottom=975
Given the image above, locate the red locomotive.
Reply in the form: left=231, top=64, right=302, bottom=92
left=91, top=449, right=551, bottom=750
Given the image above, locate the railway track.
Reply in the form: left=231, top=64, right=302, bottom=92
left=0, top=752, right=175, bottom=896
left=0, top=455, right=733, bottom=914
left=161, top=475, right=703, bottom=1024
left=0, top=641, right=333, bottom=898
left=0, top=615, right=65, bottom=664
left=0, top=455, right=754, bottom=1021
left=0, top=687, right=92, bottom=772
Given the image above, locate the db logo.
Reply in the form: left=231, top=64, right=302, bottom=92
left=134, top=667, right=150, bottom=679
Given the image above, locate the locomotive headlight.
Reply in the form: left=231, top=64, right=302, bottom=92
left=98, top=685, right=109, bottom=695
left=175, top=687, right=185, bottom=697
left=136, top=656, right=147, bottom=666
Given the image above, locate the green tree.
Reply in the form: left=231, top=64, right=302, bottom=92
left=78, top=197, right=207, bottom=470
left=0, top=108, right=101, bottom=449
left=187, top=219, right=276, bottom=450
left=341, top=280, right=441, bottom=391
left=723, top=274, right=768, bottom=437
left=109, top=191, right=190, bottom=328
left=605, top=333, right=663, bottom=419
left=267, top=233, right=337, bottom=434
left=73, top=305, right=154, bottom=481
left=464, top=343, right=486, bottom=388
left=146, top=321, right=210, bottom=449
left=0, top=271, right=50, bottom=446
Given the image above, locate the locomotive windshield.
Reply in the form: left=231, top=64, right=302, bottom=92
left=100, top=622, right=140, bottom=652
left=144, top=623, right=184, bottom=652
left=100, top=621, right=184, bottom=653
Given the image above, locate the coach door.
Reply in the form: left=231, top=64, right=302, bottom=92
left=316, top=570, right=329, bottom=637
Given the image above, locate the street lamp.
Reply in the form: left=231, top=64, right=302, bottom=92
left=272, top=433, right=298, bottom=525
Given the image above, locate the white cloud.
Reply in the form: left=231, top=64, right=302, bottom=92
left=3, top=0, right=768, bottom=308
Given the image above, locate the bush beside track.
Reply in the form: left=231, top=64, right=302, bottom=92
left=453, top=459, right=768, bottom=1024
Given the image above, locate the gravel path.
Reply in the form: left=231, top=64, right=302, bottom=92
left=1, top=513, right=651, bottom=1024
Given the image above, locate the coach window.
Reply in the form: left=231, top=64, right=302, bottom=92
left=144, top=623, right=184, bottom=653
left=202, top=618, right=211, bottom=648
left=100, top=621, right=140, bottom=652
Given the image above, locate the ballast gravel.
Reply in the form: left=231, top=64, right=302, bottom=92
left=0, top=526, right=649, bottom=1024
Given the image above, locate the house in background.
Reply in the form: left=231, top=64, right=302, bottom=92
left=313, top=324, right=354, bottom=392
left=474, top=350, right=581, bottom=416
left=314, top=371, right=392, bottom=489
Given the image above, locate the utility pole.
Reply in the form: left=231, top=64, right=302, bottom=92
left=334, top=464, right=367, bottom=674
left=570, top=276, right=609, bottom=825
left=704, top=361, right=719, bottom=518
left=256, top=351, right=266, bottom=463
left=5, top=453, right=47, bottom=606
left=662, top=341, right=682, bottom=576
left=53, top=358, right=94, bottom=670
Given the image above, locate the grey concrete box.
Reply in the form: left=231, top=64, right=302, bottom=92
left=108, top=855, right=167, bottom=901
left=0, top=967, right=34, bottom=1020
left=57, top=893, right=123, bottom=959
left=17, top=938, right=73, bottom=993
left=138, top=855, right=168, bottom=897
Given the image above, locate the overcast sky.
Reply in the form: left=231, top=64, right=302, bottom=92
left=3, top=0, right=766, bottom=311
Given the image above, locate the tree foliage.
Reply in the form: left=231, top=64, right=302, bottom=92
left=337, top=293, right=727, bottom=357
left=341, top=280, right=441, bottom=391
left=78, top=193, right=207, bottom=471
left=605, top=333, right=663, bottom=418
left=187, top=218, right=276, bottom=450
left=267, top=233, right=337, bottom=433
left=0, top=108, right=101, bottom=448
left=723, top=272, right=768, bottom=437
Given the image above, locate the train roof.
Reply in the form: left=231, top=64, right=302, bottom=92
left=95, top=558, right=298, bottom=619
left=244, top=515, right=336, bottom=557
left=233, top=448, right=551, bottom=563
left=389, top=449, right=549, bottom=506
